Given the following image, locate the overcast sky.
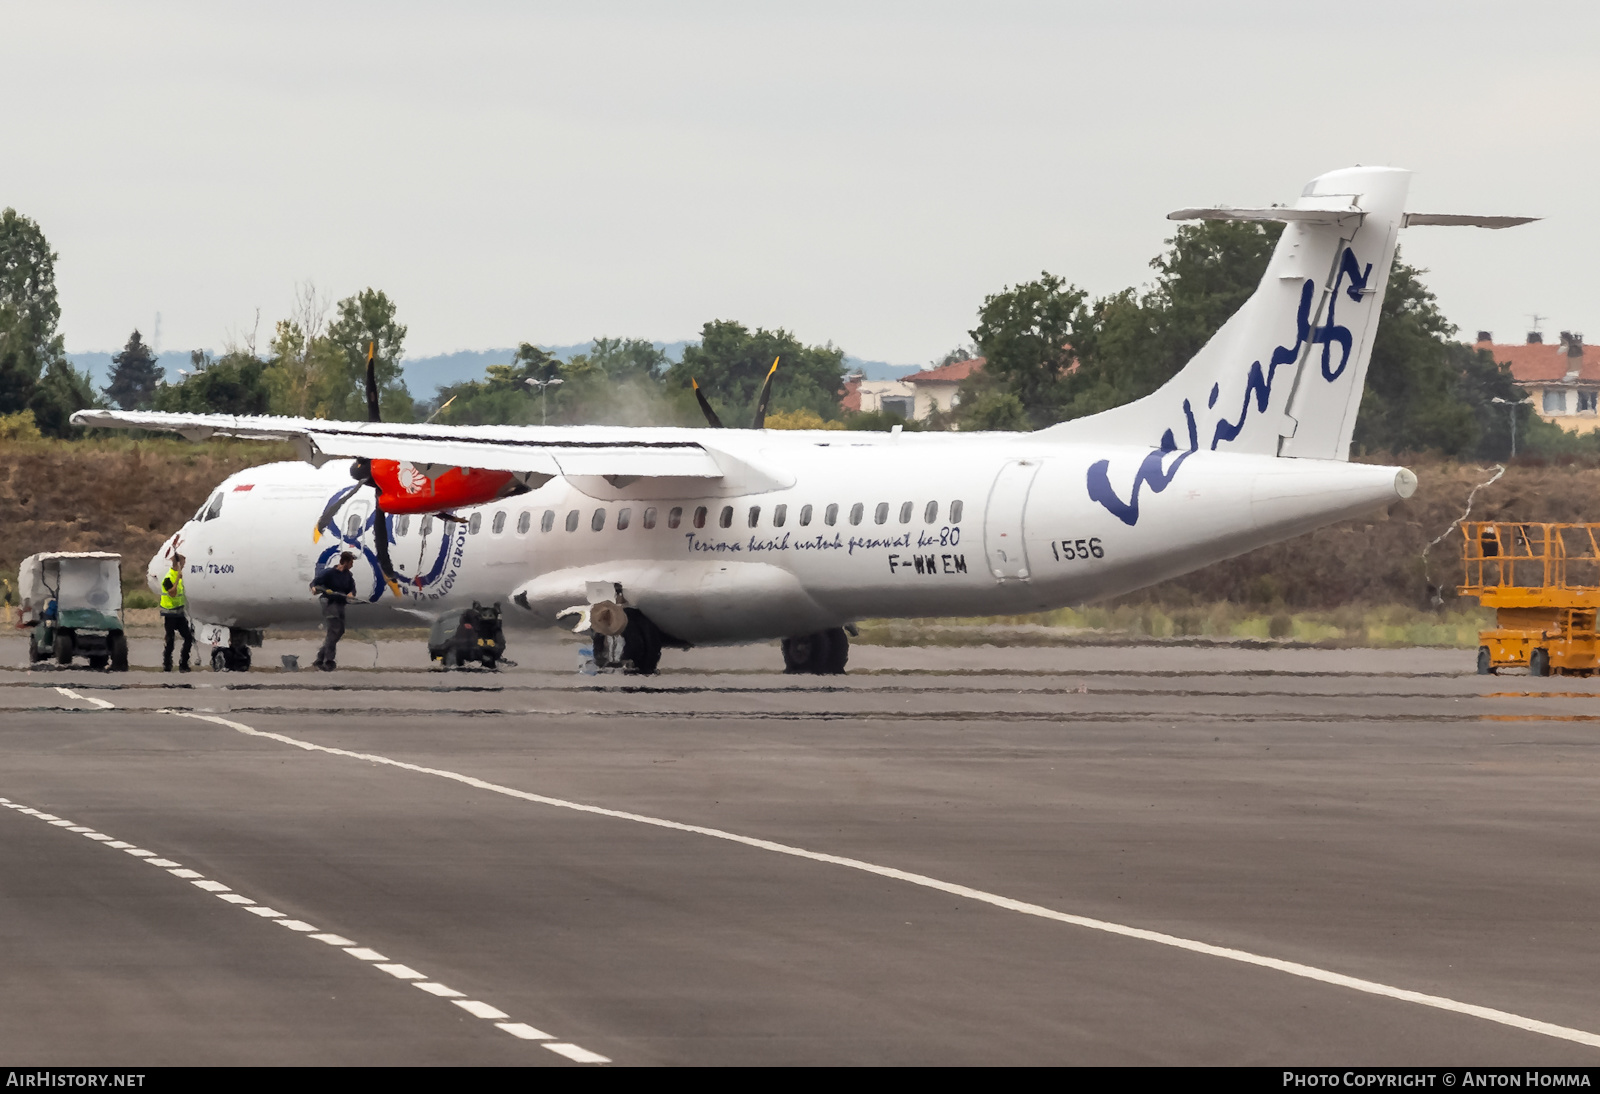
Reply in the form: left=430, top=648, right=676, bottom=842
left=3, top=1, right=1595, bottom=363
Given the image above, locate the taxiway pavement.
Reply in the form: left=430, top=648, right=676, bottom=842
left=3, top=636, right=1599, bottom=1065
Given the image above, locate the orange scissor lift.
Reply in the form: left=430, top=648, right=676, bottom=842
left=1460, top=521, right=1600, bottom=676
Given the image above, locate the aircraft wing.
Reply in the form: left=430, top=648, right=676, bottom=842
left=69, top=410, right=727, bottom=480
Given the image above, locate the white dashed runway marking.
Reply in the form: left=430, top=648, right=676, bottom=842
left=166, top=709, right=1600, bottom=1055
left=53, top=687, right=114, bottom=710
left=0, top=792, right=610, bottom=1064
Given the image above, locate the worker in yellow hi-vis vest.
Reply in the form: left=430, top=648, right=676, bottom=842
left=160, top=552, right=193, bottom=672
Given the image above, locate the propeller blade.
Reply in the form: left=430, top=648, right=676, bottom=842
left=691, top=378, right=725, bottom=428
left=371, top=507, right=402, bottom=597
left=312, top=483, right=362, bottom=543
left=364, top=340, right=381, bottom=422
left=751, top=356, right=779, bottom=428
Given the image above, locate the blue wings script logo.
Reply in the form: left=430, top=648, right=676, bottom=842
left=1086, top=246, right=1372, bottom=527
left=316, top=497, right=461, bottom=603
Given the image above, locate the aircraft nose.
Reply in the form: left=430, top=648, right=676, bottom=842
left=147, top=536, right=178, bottom=595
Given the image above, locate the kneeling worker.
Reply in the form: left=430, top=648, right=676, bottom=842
left=311, top=551, right=357, bottom=671
left=160, top=553, right=193, bottom=672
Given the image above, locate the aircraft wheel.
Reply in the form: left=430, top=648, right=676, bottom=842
left=211, top=648, right=229, bottom=672
left=781, top=634, right=819, bottom=674
left=821, top=627, right=849, bottom=675
left=54, top=631, right=74, bottom=666
left=1530, top=648, right=1551, bottom=677
left=1476, top=646, right=1495, bottom=675
left=783, top=630, right=848, bottom=675
left=230, top=645, right=251, bottom=672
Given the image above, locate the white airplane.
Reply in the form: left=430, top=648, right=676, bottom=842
left=75, top=166, right=1531, bottom=674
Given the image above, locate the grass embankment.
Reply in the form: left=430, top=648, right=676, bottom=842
left=857, top=604, right=1492, bottom=649
left=1, top=441, right=1593, bottom=645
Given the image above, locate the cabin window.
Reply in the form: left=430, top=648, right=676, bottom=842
left=798, top=504, right=812, bottom=526
left=421, top=515, right=434, bottom=537
left=397, top=515, right=411, bottom=537
left=617, top=507, right=631, bottom=530
left=693, top=506, right=707, bottom=529
left=719, top=505, right=733, bottom=529
left=773, top=504, right=787, bottom=528
left=824, top=503, right=838, bottom=526
left=541, top=510, right=555, bottom=533
left=874, top=502, right=889, bottom=525
left=643, top=507, right=658, bottom=529
left=950, top=500, right=964, bottom=523
left=492, top=511, right=507, bottom=534
left=747, top=505, right=760, bottom=528
left=923, top=501, right=938, bottom=524
left=899, top=501, right=913, bottom=524
left=467, top=512, right=482, bottom=535
left=849, top=503, right=864, bottom=526
left=517, top=511, right=531, bottom=534
left=668, top=507, right=683, bottom=529
left=565, top=510, right=580, bottom=532
left=591, top=508, right=607, bottom=532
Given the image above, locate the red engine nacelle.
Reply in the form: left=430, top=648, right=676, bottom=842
left=369, top=459, right=518, bottom=514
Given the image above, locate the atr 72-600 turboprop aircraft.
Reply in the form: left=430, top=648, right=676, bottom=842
left=75, top=166, right=1532, bottom=674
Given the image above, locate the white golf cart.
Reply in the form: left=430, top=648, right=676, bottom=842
left=18, top=552, right=129, bottom=671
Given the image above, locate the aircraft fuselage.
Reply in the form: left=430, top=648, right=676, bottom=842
left=154, top=430, right=1411, bottom=646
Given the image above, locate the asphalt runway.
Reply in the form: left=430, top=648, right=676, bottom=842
left=4, top=633, right=1600, bottom=1065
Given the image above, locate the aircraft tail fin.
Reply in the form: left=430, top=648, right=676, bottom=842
left=1045, top=166, right=1419, bottom=461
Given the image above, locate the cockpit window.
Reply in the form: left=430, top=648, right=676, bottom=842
left=197, top=492, right=223, bottom=522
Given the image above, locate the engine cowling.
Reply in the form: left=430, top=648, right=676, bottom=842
left=369, top=459, right=518, bottom=514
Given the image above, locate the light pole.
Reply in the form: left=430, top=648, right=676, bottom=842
left=1490, top=396, right=1520, bottom=458
left=525, top=377, right=564, bottom=425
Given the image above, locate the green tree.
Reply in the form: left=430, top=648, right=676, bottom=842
left=576, top=337, right=670, bottom=383
left=29, top=360, right=101, bottom=436
left=0, top=208, right=69, bottom=421
left=666, top=321, right=846, bottom=424
left=322, top=288, right=412, bottom=421
left=105, top=329, right=163, bottom=410
left=1062, top=220, right=1283, bottom=421
left=153, top=350, right=272, bottom=415
left=1351, top=254, right=1478, bottom=456
left=967, top=272, right=1087, bottom=428
left=1449, top=343, right=1526, bottom=460
left=432, top=343, right=562, bottom=426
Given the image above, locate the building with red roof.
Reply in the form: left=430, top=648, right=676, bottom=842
left=1476, top=331, right=1597, bottom=433
left=900, top=356, right=984, bottom=420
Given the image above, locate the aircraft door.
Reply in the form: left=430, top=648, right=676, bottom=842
left=983, top=459, right=1041, bottom=581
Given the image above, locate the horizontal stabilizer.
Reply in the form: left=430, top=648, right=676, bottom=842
left=1402, top=213, right=1540, bottom=229
left=1167, top=200, right=1362, bottom=225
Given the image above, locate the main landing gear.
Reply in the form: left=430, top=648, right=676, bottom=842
left=781, top=627, right=849, bottom=675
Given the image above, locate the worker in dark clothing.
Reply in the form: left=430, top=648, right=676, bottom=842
left=311, top=551, right=358, bottom=671
left=160, top=552, right=193, bottom=672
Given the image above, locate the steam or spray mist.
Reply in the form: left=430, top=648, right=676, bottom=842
left=1421, top=464, right=1506, bottom=604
